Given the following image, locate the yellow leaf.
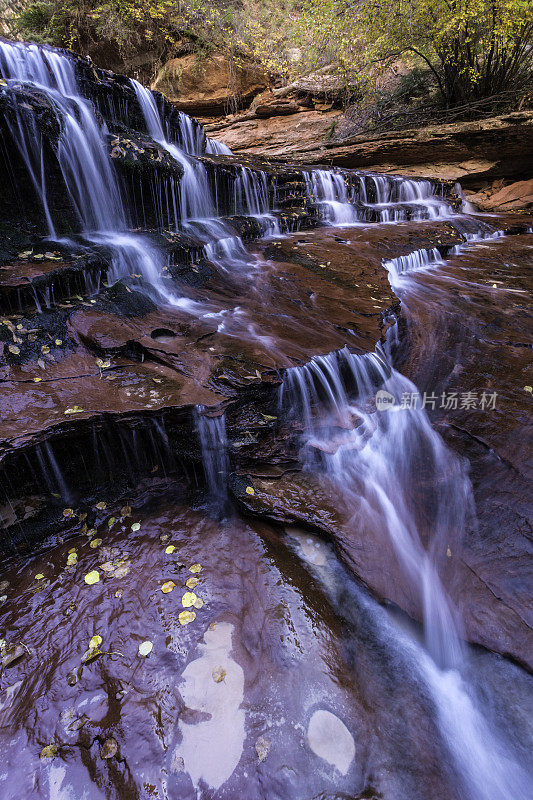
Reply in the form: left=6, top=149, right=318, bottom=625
left=246, top=486, right=255, bottom=496
left=8, top=345, right=20, bottom=354
left=84, top=570, right=100, bottom=585
left=55, top=339, right=62, bottom=346
left=40, top=744, right=57, bottom=760
left=96, top=501, right=106, bottom=510
left=524, top=385, right=532, bottom=394
left=63, top=508, right=74, bottom=518
left=212, top=665, right=226, bottom=683
left=67, top=553, right=77, bottom=566
left=182, top=591, right=197, bottom=608
left=186, top=576, right=198, bottom=589
left=131, top=522, right=140, bottom=531
left=161, top=580, right=176, bottom=594
left=178, top=610, right=196, bottom=626
left=89, top=634, right=102, bottom=649
left=33, top=377, right=42, bottom=383
left=35, top=573, right=44, bottom=580
left=89, top=538, right=102, bottom=548
left=165, top=545, right=176, bottom=554
left=189, top=563, right=202, bottom=574
left=193, top=597, right=204, bottom=609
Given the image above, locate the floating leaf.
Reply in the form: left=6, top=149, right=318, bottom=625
left=55, top=339, right=62, bottom=346
left=161, top=580, right=176, bottom=594
left=193, top=597, right=204, bottom=609
left=165, top=545, right=176, bottom=554
left=100, top=738, right=117, bottom=759
left=89, top=635, right=102, bottom=649
left=131, top=523, right=140, bottom=531
left=100, top=561, right=114, bottom=572
left=35, top=573, right=44, bottom=581
left=245, top=486, right=255, bottom=496
left=33, top=377, right=42, bottom=382
left=212, top=665, right=226, bottom=683
left=84, top=570, right=100, bottom=585
left=89, top=538, right=102, bottom=548
left=255, top=736, right=271, bottom=762
left=185, top=576, right=198, bottom=589
left=160, top=534, right=169, bottom=542
left=113, top=564, right=130, bottom=579
left=81, top=647, right=102, bottom=664
left=178, top=610, right=196, bottom=626
left=40, top=745, right=57, bottom=761
left=138, top=640, right=153, bottom=657
left=96, top=501, right=107, bottom=510
left=182, top=591, right=197, bottom=608
left=189, top=563, right=202, bottom=574
left=66, top=553, right=77, bottom=566
left=107, top=517, right=116, bottom=528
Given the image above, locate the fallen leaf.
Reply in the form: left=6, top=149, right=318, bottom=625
left=185, top=576, right=198, bottom=589
left=8, top=345, right=20, bottom=354
left=212, top=665, right=226, bottom=683
left=161, top=580, right=176, bottom=594
left=245, top=486, right=255, bottom=496
left=64, top=406, right=84, bottom=415
left=89, top=538, right=102, bottom=548
left=100, top=738, right=118, bottom=759
left=165, top=545, right=176, bottom=554
left=84, top=570, right=100, bottom=585
left=96, top=501, right=107, bottom=510
left=114, top=589, right=123, bottom=598
left=182, top=591, right=197, bottom=608
left=121, top=505, right=131, bottom=516
left=189, top=563, right=202, bottom=574
left=193, top=597, right=204, bottom=609
left=63, top=508, right=74, bottom=518
left=131, top=523, right=140, bottom=531
left=524, top=385, right=532, bottom=394
left=255, top=736, right=270, bottom=762
left=89, top=635, right=102, bottom=649
left=40, top=745, right=57, bottom=760
left=138, top=640, right=153, bottom=657
left=66, top=553, right=77, bottom=566
left=178, top=610, right=196, bottom=625
left=35, top=573, right=44, bottom=580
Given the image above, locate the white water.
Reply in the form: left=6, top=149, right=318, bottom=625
left=131, top=79, right=279, bottom=267
left=305, top=169, right=452, bottom=225
left=0, top=41, right=196, bottom=308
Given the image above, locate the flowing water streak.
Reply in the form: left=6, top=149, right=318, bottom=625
left=194, top=406, right=230, bottom=508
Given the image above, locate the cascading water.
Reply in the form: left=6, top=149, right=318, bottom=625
left=194, top=406, right=230, bottom=509
left=304, top=169, right=452, bottom=224
left=280, top=317, right=530, bottom=796
left=131, top=79, right=278, bottom=268
left=0, top=40, right=195, bottom=308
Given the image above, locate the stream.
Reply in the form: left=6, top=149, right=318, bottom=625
left=0, top=40, right=531, bottom=800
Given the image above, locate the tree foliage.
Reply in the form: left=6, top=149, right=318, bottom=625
left=296, top=0, right=533, bottom=106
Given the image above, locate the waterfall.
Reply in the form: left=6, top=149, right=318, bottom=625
left=0, top=40, right=195, bottom=309
left=279, top=309, right=529, bottom=798
left=304, top=169, right=452, bottom=224
left=194, top=406, right=230, bottom=509
left=131, top=78, right=278, bottom=266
